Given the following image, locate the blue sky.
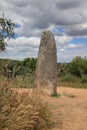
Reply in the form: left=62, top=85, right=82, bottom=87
left=0, top=0, right=87, bottom=62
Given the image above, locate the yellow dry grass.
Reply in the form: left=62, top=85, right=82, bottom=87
left=0, top=87, right=52, bottom=130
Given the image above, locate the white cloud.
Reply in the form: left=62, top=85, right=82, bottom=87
left=58, top=47, right=87, bottom=62
left=55, top=35, right=73, bottom=45
left=8, top=36, right=40, bottom=47
left=68, top=44, right=77, bottom=48
left=59, top=48, right=66, bottom=52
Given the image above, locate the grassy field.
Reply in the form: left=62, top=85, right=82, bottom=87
left=0, top=75, right=34, bottom=88
left=58, top=78, right=87, bottom=89
left=0, top=83, right=52, bottom=130
left=0, top=75, right=87, bottom=89
left=0, top=75, right=87, bottom=130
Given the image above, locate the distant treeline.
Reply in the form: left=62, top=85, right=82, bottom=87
left=0, top=58, right=37, bottom=78
left=0, top=56, right=87, bottom=80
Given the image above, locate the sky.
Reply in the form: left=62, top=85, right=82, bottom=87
left=0, top=0, right=87, bottom=62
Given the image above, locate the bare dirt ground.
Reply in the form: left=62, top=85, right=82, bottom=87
left=47, top=87, right=87, bottom=130
left=12, top=87, right=87, bottom=130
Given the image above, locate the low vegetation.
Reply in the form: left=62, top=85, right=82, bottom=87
left=0, top=56, right=87, bottom=130
left=0, top=88, right=51, bottom=130
left=58, top=56, right=87, bottom=89
left=0, top=56, right=87, bottom=89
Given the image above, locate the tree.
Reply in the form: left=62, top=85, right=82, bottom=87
left=68, top=56, right=87, bottom=77
left=57, top=62, right=67, bottom=76
left=0, top=14, right=15, bottom=51
left=22, top=58, right=37, bottom=72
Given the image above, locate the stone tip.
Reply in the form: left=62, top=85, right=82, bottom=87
left=42, top=30, right=52, bottom=34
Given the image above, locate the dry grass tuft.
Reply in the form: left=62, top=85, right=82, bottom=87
left=0, top=87, right=52, bottom=130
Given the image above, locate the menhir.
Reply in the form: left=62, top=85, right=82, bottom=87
left=34, top=30, right=57, bottom=95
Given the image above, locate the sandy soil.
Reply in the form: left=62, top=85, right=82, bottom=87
left=47, top=87, right=87, bottom=130
left=12, top=87, right=87, bottom=130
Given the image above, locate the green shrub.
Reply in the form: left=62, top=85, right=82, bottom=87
left=81, top=75, right=87, bottom=83
left=61, top=73, right=77, bottom=82
left=68, top=56, right=87, bottom=77
left=51, top=93, right=61, bottom=98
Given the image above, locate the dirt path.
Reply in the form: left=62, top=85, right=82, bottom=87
left=12, top=87, right=87, bottom=130
left=47, top=87, right=87, bottom=130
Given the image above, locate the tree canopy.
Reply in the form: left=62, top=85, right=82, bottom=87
left=68, top=56, right=87, bottom=77
left=0, top=15, right=15, bottom=51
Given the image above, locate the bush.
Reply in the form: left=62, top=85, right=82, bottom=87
left=81, top=75, right=87, bottom=83
left=51, top=93, right=61, bottom=98
left=61, top=73, right=77, bottom=82
left=68, top=56, right=87, bottom=77
left=0, top=88, right=51, bottom=130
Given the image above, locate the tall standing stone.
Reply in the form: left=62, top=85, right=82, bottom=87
left=34, top=30, right=57, bottom=95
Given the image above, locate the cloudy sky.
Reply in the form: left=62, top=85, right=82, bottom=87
left=0, top=0, right=87, bottom=62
